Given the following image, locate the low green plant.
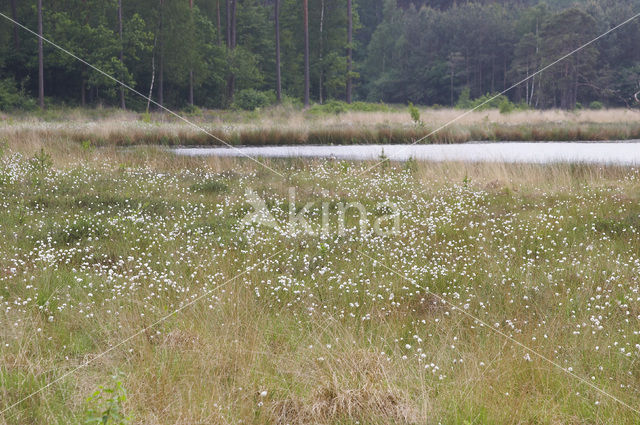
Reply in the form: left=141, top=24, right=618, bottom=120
left=378, top=149, right=390, bottom=169
left=81, top=140, right=94, bottom=152
left=457, top=88, right=514, bottom=111
left=309, top=100, right=348, bottom=115
left=29, top=148, right=53, bottom=173
left=408, top=102, right=421, bottom=124
left=309, top=100, right=390, bottom=115
left=404, top=156, right=418, bottom=172
left=183, top=104, right=202, bottom=115
left=0, top=77, right=36, bottom=111
left=0, top=137, right=8, bottom=157
left=190, top=178, right=229, bottom=194
left=85, top=374, right=130, bottom=425
left=589, top=101, right=604, bottom=110
left=456, top=87, right=472, bottom=109
left=233, top=89, right=274, bottom=111
left=498, top=98, right=515, bottom=114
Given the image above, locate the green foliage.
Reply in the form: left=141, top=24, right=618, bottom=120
left=29, top=148, right=53, bottom=174
left=408, top=102, right=421, bottom=124
left=404, top=156, right=418, bottom=173
left=499, top=98, right=516, bottom=114
left=233, top=89, right=274, bottom=111
left=183, top=104, right=202, bottom=115
left=0, top=0, right=633, bottom=109
left=0, top=78, right=36, bottom=111
left=309, top=100, right=348, bottom=114
left=589, top=101, right=604, bottom=110
left=455, top=88, right=472, bottom=109
left=309, top=100, right=389, bottom=115
left=81, top=140, right=94, bottom=152
left=457, top=89, right=510, bottom=111
left=349, top=101, right=390, bottom=112
left=85, top=374, right=130, bottom=425
left=378, top=149, right=390, bottom=169
left=0, top=138, right=8, bottom=157
left=190, top=178, right=229, bottom=194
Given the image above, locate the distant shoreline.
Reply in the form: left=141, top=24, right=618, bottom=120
left=3, top=107, right=640, bottom=146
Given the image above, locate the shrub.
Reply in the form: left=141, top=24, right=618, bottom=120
left=589, top=101, right=604, bottom=110
left=233, top=89, right=274, bottom=111
left=498, top=98, right=515, bottom=114
left=0, top=78, right=36, bottom=111
left=29, top=148, right=53, bottom=173
left=309, top=100, right=348, bottom=114
left=348, top=101, right=390, bottom=112
left=456, top=87, right=472, bottom=109
left=280, top=94, right=303, bottom=108
left=183, top=104, right=202, bottom=115
left=308, top=100, right=390, bottom=115
left=408, top=102, right=421, bottom=124
left=378, top=149, right=390, bottom=169
left=456, top=88, right=512, bottom=111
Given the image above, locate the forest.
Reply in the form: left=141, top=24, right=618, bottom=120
left=1, top=0, right=640, bottom=111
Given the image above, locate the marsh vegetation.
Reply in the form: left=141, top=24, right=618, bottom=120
left=1, top=135, right=640, bottom=424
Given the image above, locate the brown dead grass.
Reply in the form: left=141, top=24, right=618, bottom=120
left=3, top=107, right=640, bottom=146
left=270, top=350, right=424, bottom=424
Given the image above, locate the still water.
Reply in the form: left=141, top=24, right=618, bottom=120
left=173, top=142, right=640, bottom=165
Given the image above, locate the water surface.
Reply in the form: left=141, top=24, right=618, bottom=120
left=172, top=142, right=640, bottom=165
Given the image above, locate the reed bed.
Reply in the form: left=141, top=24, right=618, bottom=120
left=2, top=107, right=640, bottom=146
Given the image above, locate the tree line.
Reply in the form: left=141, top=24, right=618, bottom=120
left=1, top=0, right=640, bottom=111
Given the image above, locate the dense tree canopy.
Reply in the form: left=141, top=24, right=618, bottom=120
left=1, top=0, right=640, bottom=110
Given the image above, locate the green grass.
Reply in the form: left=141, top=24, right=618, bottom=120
left=0, top=143, right=640, bottom=423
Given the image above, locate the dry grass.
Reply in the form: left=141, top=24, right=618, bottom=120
left=2, top=107, right=640, bottom=147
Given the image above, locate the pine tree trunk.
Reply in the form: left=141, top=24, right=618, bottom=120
left=159, top=50, right=164, bottom=107
left=303, top=0, right=310, bottom=108
left=38, top=0, right=44, bottom=109
left=118, top=0, right=126, bottom=109
left=226, top=0, right=236, bottom=103
left=275, top=0, right=282, bottom=102
left=231, top=0, right=236, bottom=49
left=217, top=0, right=221, bottom=46
left=319, top=0, right=324, bottom=104
left=158, top=0, right=164, bottom=107
left=10, top=0, right=19, bottom=50
left=346, top=0, right=352, bottom=104
left=226, top=0, right=231, bottom=49
left=189, top=0, right=194, bottom=106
